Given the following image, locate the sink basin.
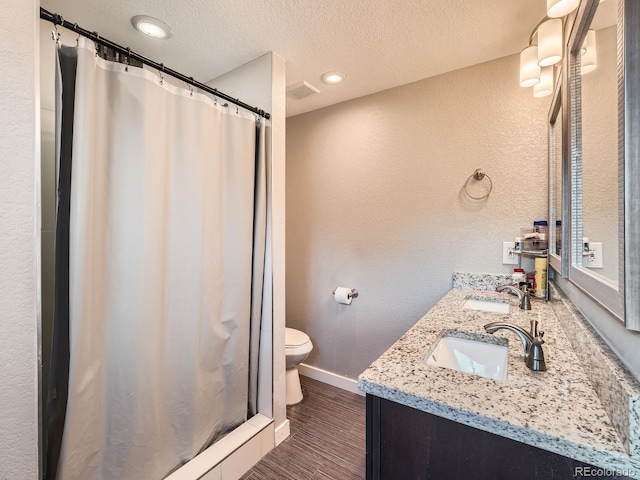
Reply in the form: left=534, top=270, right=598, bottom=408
left=426, top=332, right=508, bottom=380
left=462, top=297, right=510, bottom=314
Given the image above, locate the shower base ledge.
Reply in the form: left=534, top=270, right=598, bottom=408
left=165, top=414, right=274, bottom=480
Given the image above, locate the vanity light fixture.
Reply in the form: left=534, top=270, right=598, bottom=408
left=547, top=0, right=580, bottom=18
left=131, top=15, right=172, bottom=39
left=519, top=18, right=561, bottom=92
left=537, top=18, right=563, bottom=66
left=581, top=30, right=598, bottom=74
left=321, top=71, right=345, bottom=85
left=534, top=66, right=554, bottom=97
left=520, top=46, right=541, bottom=87
left=519, top=0, right=579, bottom=98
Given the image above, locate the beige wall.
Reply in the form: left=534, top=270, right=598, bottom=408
left=286, top=53, right=549, bottom=379
left=0, top=1, right=40, bottom=478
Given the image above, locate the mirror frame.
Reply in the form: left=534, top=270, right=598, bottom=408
left=565, top=0, right=640, bottom=330
left=548, top=74, right=566, bottom=276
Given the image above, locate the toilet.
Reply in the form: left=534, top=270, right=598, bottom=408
left=285, top=327, right=313, bottom=405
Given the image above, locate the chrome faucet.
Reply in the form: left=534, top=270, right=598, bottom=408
left=484, top=319, right=547, bottom=372
left=496, top=284, right=531, bottom=310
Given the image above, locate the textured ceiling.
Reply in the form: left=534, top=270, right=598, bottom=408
left=41, top=0, right=548, bottom=117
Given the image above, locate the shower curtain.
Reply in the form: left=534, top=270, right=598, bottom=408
left=46, top=38, right=269, bottom=480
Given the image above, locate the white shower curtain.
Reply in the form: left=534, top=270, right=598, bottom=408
left=50, top=38, right=268, bottom=479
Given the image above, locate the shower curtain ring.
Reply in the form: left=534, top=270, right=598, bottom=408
left=51, top=15, right=62, bottom=44
left=189, top=77, right=194, bottom=97
left=124, top=47, right=131, bottom=72
left=236, top=99, right=239, bottom=114
left=159, top=63, right=164, bottom=85
left=92, top=31, right=99, bottom=56
left=52, top=24, right=60, bottom=44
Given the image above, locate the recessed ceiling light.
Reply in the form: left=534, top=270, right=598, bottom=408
left=131, top=15, right=172, bottom=39
left=321, top=71, right=345, bottom=85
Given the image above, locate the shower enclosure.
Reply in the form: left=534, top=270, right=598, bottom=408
left=40, top=28, right=276, bottom=480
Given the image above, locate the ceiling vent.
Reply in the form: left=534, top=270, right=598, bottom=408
left=287, top=81, right=320, bottom=99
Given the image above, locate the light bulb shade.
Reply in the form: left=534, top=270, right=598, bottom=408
left=547, top=0, right=580, bottom=18
left=520, top=46, right=541, bottom=87
left=538, top=18, right=563, bottom=66
left=581, top=30, right=597, bottom=74
left=534, top=66, right=554, bottom=97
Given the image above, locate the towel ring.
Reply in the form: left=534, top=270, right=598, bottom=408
left=464, top=168, right=493, bottom=200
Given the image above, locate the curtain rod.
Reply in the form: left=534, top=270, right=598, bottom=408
left=40, top=7, right=271, bottom=120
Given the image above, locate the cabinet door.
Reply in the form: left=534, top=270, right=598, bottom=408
left=366, top=395, right=628, bottom=480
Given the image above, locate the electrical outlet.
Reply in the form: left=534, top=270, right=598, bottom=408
left=502, top=241, right=518, bottom=265
left=585, top=242, right=603, bottom=268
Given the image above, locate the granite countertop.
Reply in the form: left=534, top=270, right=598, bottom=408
left=358, top=280, right=640, bottom=478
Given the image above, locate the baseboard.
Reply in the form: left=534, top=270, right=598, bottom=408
left=298, top=363, right=364, bottom=396
left=274, top=419, right=290, bottom=446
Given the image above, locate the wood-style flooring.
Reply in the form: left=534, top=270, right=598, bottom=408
left=241, top=376, right=366, bottom=479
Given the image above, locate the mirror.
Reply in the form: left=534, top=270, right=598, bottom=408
left=577, top=0, right=618, bottom=285
left=554, top=107, right=562, bottom=259
left=566, top=0, right=640, bottom=330
left=548, top=77, right=563, bottom=275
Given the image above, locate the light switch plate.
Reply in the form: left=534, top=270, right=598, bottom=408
left=585, top=242, right=603, bottom=268
left=502, top=242, right=518, bottom=265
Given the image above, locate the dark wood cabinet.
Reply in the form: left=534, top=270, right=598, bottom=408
left=366, top=394, right=632, bottom=480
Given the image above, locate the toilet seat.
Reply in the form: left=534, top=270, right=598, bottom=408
left=285, top=327, right=310, bottom=347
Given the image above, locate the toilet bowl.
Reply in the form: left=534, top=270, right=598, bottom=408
left=285, top=328, right=313, bottom=405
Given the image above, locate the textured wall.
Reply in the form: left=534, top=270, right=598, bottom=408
left=286, top=53, right=549, bottom=379
left=0, top=1, right=40, bottom=478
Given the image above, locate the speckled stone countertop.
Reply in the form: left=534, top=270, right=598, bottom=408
left=358, top=273, right=640, bottom=478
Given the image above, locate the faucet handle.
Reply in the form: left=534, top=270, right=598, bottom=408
left=496, top=284, right=532, bottom=310
left=526, top=334, right=547, bottom=371
left=529, top=319, right=539, bottom=338
left=521, top=288, right=532, bottom=310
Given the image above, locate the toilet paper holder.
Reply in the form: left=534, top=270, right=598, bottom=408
left=333, top=288, right=358, bottom=299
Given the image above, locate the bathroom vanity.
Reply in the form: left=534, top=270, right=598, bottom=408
left=358, top=273, right=640, bottom=480
left=366, top=397, right=603, bottom=479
